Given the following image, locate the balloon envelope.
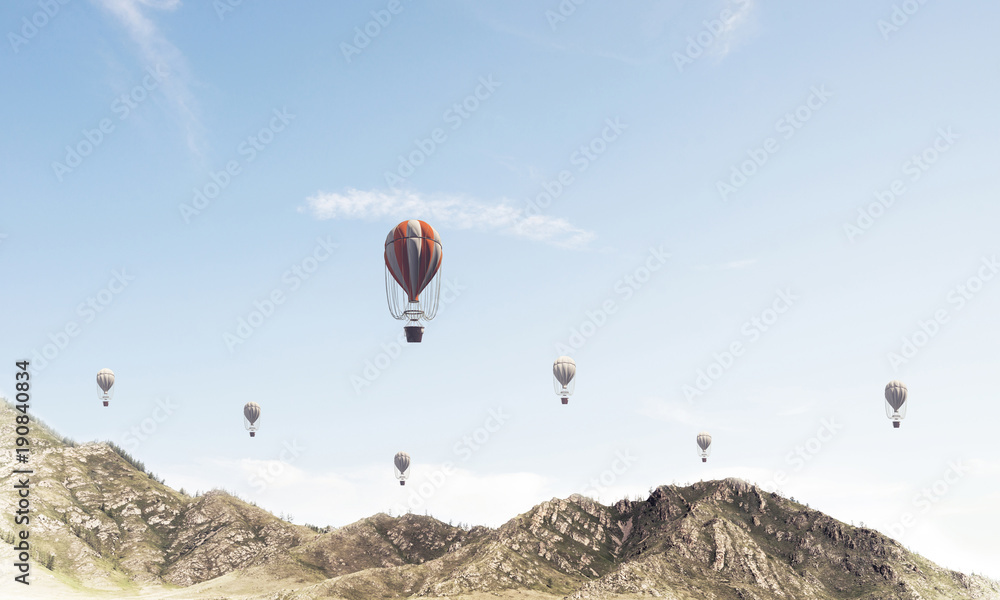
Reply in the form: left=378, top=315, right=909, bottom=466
left=394, top=451, right=411, bottom=473
left=697, top=432, right=712, bottom=451
left=96, top=369, right=115, bottom=392
left=385, top=220, right=442, bottom=302
left=553, top=356, right=576, bottom=387
left=885, top=381, right=907, bottom=411
left=243, top=402, right=261, bottom=424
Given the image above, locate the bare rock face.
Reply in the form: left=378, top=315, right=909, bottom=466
left=292, top=512, right=472, bottom=579
left=0, top=403, right=311, bottom=590
left=161, top=491, right=307, bottom=585
left=2, top=402, right=998, bottom=599
left=309, top=480, right=1000, bottom=600
left=559, top=479, right=1000, bottom=600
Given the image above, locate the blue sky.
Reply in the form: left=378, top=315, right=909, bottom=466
left=2, top=0, right=999, bottom=579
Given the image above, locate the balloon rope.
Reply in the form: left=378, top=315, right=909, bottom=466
left=385, top=268, right=406, bottom=320
left=421, top=271, right=442, bottom=321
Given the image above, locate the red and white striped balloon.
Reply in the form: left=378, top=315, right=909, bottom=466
left=384, top=220, right=442, bottom=302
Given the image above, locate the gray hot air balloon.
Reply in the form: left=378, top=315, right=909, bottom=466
left=244, top=402, right=261, bottom=437
left=553, top=356, right=576, bottom=405
left=394, top=451, right=411, bottom=486
left=697, top=432, right=712, bottom=463
left=96, top=368, right=115, bottom=407
left=884, top=381, right=907, bottom=429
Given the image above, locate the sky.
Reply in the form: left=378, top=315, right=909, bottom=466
left=2, top=0, right=999, bottom=580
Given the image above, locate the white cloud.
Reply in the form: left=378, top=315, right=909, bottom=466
left=92, top=0, right=204, bottom=155
left=163, top=460, right=553, bottom=528
left=711, top=0, right=756, bottom=60
left=694, top=258, right=758, bottom=271
left=721, top=258, right=758, bottom=270
left=303, top=188, right=596, bottom=249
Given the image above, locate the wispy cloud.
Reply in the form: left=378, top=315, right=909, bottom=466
left=711, top=0, right=756, bottom=60
left=466, top=1, right=754, bottom=68
left=165, top=459, right=552, bottom=528
left=92, top=0, right=204, bottom=155
left=694, top=258, right=758, bottom=271
left=303, top=188, right=597, bottom=249
left=720, top=258, right=757, bottom=270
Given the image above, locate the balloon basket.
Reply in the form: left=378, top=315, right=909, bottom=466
left=404, top=325, right=424, bottom=343
left=702, top=458, right=707, bottom=463
left=561, top=398, right=568, bottom=405
left=250, top=432, right=256, bottom=437
left=893, top=422, right=900, bottom=429
left=103, top=401, right=109, bottom=407
left=400, top=481, right=405, bottom=486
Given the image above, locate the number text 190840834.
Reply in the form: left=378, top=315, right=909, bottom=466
left=12, top=360, right=33, bottom=585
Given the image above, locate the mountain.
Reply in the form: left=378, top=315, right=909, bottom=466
left=1, top=400, right=997, bottom=600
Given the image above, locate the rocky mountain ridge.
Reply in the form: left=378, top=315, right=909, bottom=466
left=1, top=401, right=997, bottom=599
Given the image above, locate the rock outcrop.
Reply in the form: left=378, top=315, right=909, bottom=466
left=1, top=401, right=997, bottom=599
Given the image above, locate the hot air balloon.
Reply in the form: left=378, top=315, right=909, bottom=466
left=697, top=432, right=712, bottom=463
left=244, top=402, right=261, bottom=437
left=385, top=220, right=443, bottom=343
left=394, top=451, right=411, bottom=486
left=96, top=368, right=115, bottom=407
left=553, top=356, right=576, bottom=404
left=884, top=381, right=907, bottom=428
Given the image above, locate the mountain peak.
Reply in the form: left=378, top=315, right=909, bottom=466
left=2, top=407, right=996, bottom=598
